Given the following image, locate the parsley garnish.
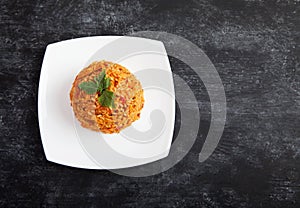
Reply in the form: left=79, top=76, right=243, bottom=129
left=78, top=70, right=115, bottom=108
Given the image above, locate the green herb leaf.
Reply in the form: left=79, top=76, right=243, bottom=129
left=98, top=82, right=104, bottom=93
left=79, top=70, right=115, bottom=108
left=94, top=70, right=105, bottom=85
left=78, top=81, right=98, bottom=94
left=103, top=77, right=111, bottom=89
left=97, top=74, right=110, bottom=93
left=98, top=90, right=115, bottom=108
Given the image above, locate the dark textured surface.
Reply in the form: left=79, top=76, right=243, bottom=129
left=1, top=0, right=299, bottom=207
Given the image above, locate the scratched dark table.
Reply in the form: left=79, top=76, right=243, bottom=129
left=1, top=0, right=299, bottom=207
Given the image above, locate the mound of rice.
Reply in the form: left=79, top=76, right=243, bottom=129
left=70, top=61, right=144, bottom=134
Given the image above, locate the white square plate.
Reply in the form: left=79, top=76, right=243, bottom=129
left=38, top=36, right=175, bottom=169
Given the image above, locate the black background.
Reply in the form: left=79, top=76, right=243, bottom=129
left=1, top=0, right=299, bottom=207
